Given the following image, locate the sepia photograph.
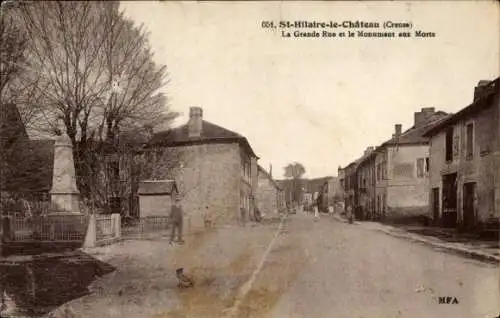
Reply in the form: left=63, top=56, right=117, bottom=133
left=0, top=1, right=499, bottom=317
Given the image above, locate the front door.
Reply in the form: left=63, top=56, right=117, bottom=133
left=431, top=188, right=439, bottom=225
left=442, top=173, right=458, bottom=228
left=463, top=182, right=476, bottom=230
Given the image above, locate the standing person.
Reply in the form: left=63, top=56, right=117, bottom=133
left=240, top=206, right=246, bottom=227
left=170, top=197, right=184, bottom=244
left=313, top=199, right=320, bottom=221
left=346, top=205, right=353, bottom=224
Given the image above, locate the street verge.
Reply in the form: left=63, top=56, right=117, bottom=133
left=331, top=214, right=500, bottom=265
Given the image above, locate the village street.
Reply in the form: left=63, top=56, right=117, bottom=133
left=45, top=213, right=499, bottom=318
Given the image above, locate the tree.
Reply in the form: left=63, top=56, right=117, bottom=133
left=0, top=3, right=27, bottom=97
left=284, top=162, right=306, bottom=179
left=12, top=1, right=178, bottom=199
left=283, top=162, right=306, bottom=204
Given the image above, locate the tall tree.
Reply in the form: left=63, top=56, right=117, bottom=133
left=0, top=1, right=28, bottom=96
left=12, top=1, right=178, bottom=199
left=283, top=162, right=306, bottom=204
left=284, top=162, right=306, bottom=179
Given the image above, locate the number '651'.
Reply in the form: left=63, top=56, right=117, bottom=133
left=261, top=21, right=274, bottom=28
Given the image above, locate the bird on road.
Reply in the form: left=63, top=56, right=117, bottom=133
left=176, top=268, right=194, bottom=288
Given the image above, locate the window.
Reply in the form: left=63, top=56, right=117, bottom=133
left=445, top=127, right=454, bottom=162
left=242, top=160, right=251, bottom=183
left=466, top=123, right=474, bottom=160
left=417, top=158, right=425, bottom=178
left=425, top=157, right=430, bottom=173
left=376, top=164, right=381, bottom=181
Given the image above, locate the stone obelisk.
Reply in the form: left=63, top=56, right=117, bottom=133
left=49, top=132, right=81, bottom=213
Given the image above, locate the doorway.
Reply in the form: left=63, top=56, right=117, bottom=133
left=463, top=182, right=476, bottom=230
left=431, top=188, right=439, bottom=225
left=442, top=173, right=457, bottom=228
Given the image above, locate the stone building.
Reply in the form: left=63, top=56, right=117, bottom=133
left=145, top=107, right=259, bottom=229
left=373, top=108, right=448, bottom=223
left=355, top=147, right=376, bottom=220
left=137, top=180, right=178, bottom=218
left=341, top=161, right=359, bottom=212
left=423, top=78, right=500, bottom=230
left=256, top=165, right=284, bottom=217
left=300, top=177, right=334, bottom=212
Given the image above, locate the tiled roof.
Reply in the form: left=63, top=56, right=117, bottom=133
left=355, top=150, right=376, bottom=167
left=138, top=180, right=178, bottom=195
left=343, top=111, right=449, bottom=169
left=382, top=112, right=450, bottom=147
left=303, top=177, right=333, bottom=193
left=148, top=120, right=258, bottom=158
left=424, top=78, right=500, bottom=137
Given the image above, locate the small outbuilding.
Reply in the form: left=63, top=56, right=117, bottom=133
left=138, top=180, right=179, bottom=218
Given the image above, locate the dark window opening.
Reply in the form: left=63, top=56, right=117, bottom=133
left=445, top=127, right=454, bottom=162
left=466, top=123, right=474, bottom=160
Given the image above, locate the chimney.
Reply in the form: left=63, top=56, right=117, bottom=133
left=414, top=107, right=435, bottom=127
left=188, top=107, right=203, bottom=138
left=394, top=124, right=402, bottom=138
left=473, top=80, right=492, bottom=101
left=269, top=164, right=273, bottom=178
left=364, top=146, right=374, bottom=156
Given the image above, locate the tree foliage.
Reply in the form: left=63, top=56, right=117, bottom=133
left=0, top=6, right=27, bottom=96
left=283, top=162, right=306, bottom=179
left=7, top=1, right=178, bottom=199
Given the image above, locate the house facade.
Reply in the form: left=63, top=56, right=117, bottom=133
left=356, top=147, right=376, bottom=220
left=373, top=108, right=448, bottom=222
left=323, top=177, right=339, bottom=210
left=256, top=165, right=284, bottom=217
left=137, top=180, right=178, bottom=218
left=424, top=79, right=500, bottom=230
left=301, top=177, right=334, bottom=211
left=145, top=107, right=259, bottom=229
left=335, top=167, right=346, bottom=212
left=341, top=161, right=358, bottom=212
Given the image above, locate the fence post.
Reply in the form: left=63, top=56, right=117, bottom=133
left=83, top=214, right=96, bottom=248
left=111, top=213, right=121, bottom=239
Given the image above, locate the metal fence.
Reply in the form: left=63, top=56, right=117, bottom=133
left=121, top=216, right=171, bottom=236
left=96, top=214, right=118, bottom=241
left=2, top=214, right=89, bottom=242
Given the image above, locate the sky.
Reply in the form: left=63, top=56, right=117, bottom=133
left=121, top=1, right=499, bottom=179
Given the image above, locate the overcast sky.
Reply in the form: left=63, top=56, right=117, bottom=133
left=121, top=1, right=499, bottom=179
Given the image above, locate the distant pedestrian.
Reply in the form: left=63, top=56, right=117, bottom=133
left=203, top=205, right=212, bottom=229
left=346, top=205, right=353, bottom=224
left=170, top=197, right=184, bottom=244
left=313, top=200, right=319, bottom=221
left=328, top=205, right=334, bottom=215
left=240, top=206, right=246, bottom=226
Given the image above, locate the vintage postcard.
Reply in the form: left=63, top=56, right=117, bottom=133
left=0, top=0, right=499, bottom=317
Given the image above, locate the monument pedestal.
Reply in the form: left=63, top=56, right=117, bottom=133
left=49, top=134, right=81, bottom=214
left=49, top=192, right=81, bottom=214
